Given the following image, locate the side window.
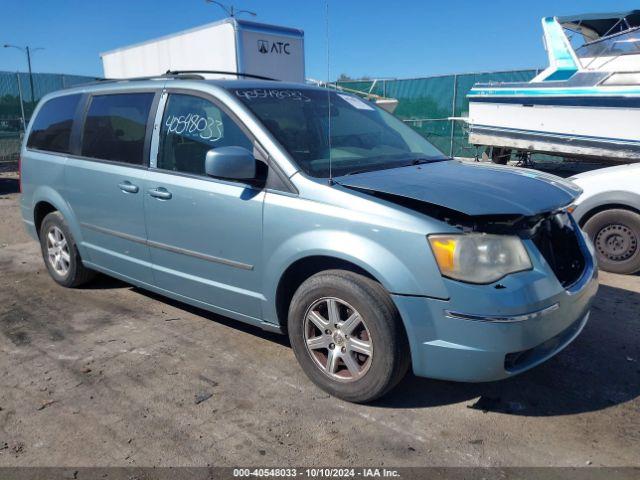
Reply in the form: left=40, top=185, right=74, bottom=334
left=81, top=93, right=154, bottom=165
left=157, top=94, right=253, bottom=176
left=27, top=94, right=81, bottom=153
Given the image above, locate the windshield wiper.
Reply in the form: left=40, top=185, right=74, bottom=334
left=403, top=157, right=448, bottom=167
left=341, top=166, right=384, bottom=177
left=339, top=156, right=448, bottom=177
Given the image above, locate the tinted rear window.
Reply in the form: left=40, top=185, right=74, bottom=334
left=81, top=93, right=154, bottom=165
left=27, top=94, right=81, bottom=153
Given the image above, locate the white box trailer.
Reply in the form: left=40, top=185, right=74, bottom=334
left=100, top=18, right=305, bottom=82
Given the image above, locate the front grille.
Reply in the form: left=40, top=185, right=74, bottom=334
left=531, top=212, right=585, bottom=288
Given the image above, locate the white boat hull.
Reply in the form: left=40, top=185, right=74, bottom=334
left=466, top=13, right=640, bottom=163
left=468, top=100, right=640, bottom=162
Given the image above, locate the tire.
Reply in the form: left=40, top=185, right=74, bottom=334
left=39, top=211, right=95, bottom=287
left=288, top=270, right=410, bottom=403
left=582, top=208, right=640, bottom=275
left=491, top=147, right=511, bottom=165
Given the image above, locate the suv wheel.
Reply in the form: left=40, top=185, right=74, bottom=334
left=39, top=211, right=95, bottom=287
left=288, top=270, right=410, bottom=403
left=583, top=208, right=640, bottom=275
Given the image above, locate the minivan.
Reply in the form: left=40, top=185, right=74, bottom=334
left=20, top=72, right=598, bottom=402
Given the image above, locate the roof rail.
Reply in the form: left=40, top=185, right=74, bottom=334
left=165, top=70, right=278, bottom=81
left=92, top=73, right=203, bottom=83
left=78, top=70, right=278, bottom=88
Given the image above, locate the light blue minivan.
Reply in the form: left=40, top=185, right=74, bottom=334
left=20, top=73, right=598, bottom=402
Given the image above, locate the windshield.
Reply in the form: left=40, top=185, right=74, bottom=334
left=574, top=27, right=640, bottom=58
left=231, top=87, right=445, bottom=178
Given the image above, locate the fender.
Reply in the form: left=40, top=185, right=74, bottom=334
left=573, top=190, right=640, bottom=225
left=31, top=185, right=91, bottom=261
left=261, top=229, right=449, bottom=326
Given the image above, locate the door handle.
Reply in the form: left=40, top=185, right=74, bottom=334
left=118, top=181, right=139, bottom=194
left=148, top=187, right=172, bottom=200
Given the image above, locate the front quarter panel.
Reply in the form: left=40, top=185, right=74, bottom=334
left=572, top=189, right=640, bottom=224
left=261, top=177, right=454, bottom=326
left=571, top=165, right=640, bottom=223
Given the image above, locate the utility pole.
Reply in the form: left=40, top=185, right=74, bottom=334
left=15, top=72, right=27, bottom=131
left=3, top=44, right=43, bottom=107
left=26, top=46, right=34, bottom=105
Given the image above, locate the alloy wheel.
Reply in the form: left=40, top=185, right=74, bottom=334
left=303, top=297, right=373, bottom=382
left=46, top=226, right=71, bottom=276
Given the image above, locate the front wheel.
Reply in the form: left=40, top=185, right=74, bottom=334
left=288, top=270, right=410, bottom=403
left=582, top=208, right=640, bottom=275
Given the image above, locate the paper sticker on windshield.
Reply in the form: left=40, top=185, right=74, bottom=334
left=338, top=94, right=375, bottom=110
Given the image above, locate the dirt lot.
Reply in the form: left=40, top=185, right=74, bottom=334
left=0, top=171, right=638, bottom=467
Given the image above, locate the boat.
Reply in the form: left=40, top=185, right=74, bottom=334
left=467, top=11, right=640, bottom=164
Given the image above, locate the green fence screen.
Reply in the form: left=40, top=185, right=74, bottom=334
left=1, top=69, right=540, bottom=163
left=0, top=71, right=98, bottom=162
left=337, top=69, right=539, bottom=158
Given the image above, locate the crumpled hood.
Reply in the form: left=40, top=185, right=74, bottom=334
left=335, top=160, right=581, bottom=216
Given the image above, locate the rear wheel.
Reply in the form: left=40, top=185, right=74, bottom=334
left=288, top=270, right=410, bottom=403
left=39, top=211, right=95, bottom=287
left=583, top=208, right=640, bottom=274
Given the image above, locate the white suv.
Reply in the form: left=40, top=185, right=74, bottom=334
left=570, top=164, right=640, bottom=275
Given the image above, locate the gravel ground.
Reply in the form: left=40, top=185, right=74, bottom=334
left=0, top=171, right=638, bottom=467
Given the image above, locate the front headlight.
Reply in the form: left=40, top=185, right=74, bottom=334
left=428, top=233, right=532, bottom=284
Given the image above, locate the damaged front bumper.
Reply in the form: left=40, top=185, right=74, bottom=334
left=392, top=229, right=598, bottom=383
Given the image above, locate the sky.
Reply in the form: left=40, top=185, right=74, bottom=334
left=1, top=0, right=638, bottom=80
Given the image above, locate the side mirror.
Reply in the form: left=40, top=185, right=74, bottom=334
left=204, top=146, right=257, bottom=180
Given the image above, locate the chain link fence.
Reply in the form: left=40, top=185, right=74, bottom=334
left=0, top=71, right=98, bottom=164
left=337, top=69, right=540, bottom=158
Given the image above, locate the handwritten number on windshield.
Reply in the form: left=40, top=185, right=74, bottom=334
left=234, top=89, right=311, bottom=102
